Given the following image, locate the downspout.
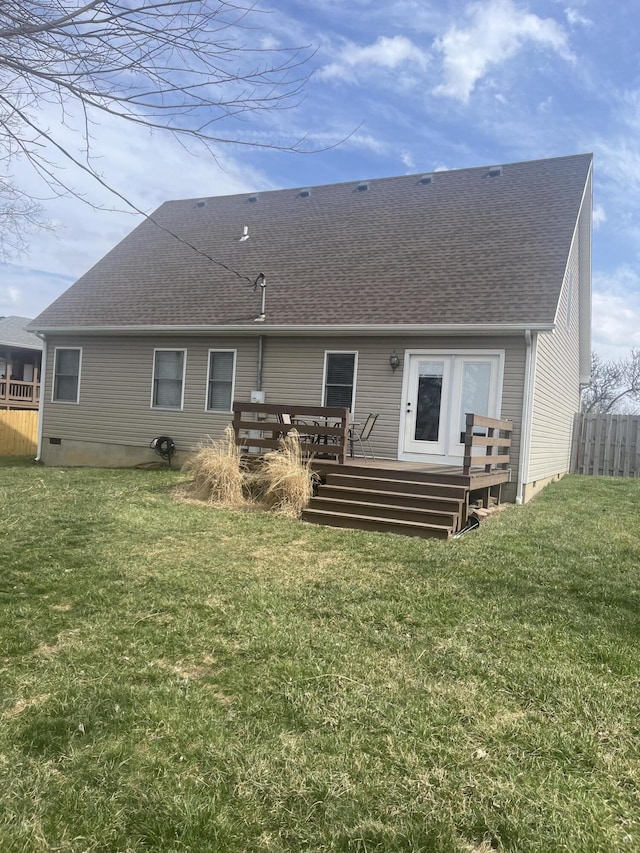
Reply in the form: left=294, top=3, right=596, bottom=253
left=34, top=333, right=47, bottom=461
left=516, top=329, right=537, bottom=504
left=256, top=335, right=264, bottom=392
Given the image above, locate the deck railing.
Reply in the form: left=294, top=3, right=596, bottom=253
left=463, top=413, right=512, bottom=475
left=232, top=402, right=350, bottom=464
left=0, top=378, right=40, bottom=407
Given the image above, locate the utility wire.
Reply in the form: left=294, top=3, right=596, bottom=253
left=4, top=96, right=259, bottom=287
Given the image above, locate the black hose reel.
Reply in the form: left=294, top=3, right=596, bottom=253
left=150, top=436, right=176, bottom=467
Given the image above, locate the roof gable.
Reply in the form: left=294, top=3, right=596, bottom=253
left=31, top=154, right=593, bottom=332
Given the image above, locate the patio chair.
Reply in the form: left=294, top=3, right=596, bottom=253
left=349, top=413, right=378, bottom=460
left=277, top=412, right=314, bottom=445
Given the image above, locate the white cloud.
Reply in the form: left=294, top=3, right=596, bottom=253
left=2, top=102, right=270, bottom=318
left=592, top=267, right=640, bottom=360
left=593, top=204, right=606, bottom=229
left=565, top=8, right=593, bottom=27
left=401, top=150, right=416, bottom=170
left=0, top=265, right=75, bottom=319
left=433, top=0, right=573, bottom=102
left=319, top=35, right=428, bottom=82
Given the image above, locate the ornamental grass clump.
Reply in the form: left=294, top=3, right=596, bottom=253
left=183, top=425, right=245, bottom=506
left=256, top=429, right=318, bottom=516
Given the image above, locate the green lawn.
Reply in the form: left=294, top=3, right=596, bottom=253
left=1, top=463, right=639, bottom=853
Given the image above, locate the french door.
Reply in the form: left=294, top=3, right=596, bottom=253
left=401, top=352, right=503, bottom=461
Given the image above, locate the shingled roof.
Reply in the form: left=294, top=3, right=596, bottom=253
left=31, top=153, right=592, bottom=332
left=0, top=316, right=43, bottom=349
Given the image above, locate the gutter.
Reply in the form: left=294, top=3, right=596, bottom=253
left=516, top=329, right=537, bottom=504
left=28, top=322, right=556, bottom=337
left=34, top=333, right=47, bottom=462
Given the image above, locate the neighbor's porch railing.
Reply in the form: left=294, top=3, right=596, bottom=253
left=232, top=402, right=350, bottom=464
left=0, top=378, right=40, bottom=408
left=463, top=413, right=512, bottom=475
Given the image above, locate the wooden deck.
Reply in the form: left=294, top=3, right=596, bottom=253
left=232, top=402, right=512, bottom=539
left=312, top=457, right=511, bottom=490
left=304, top=459, right=510, bottom=539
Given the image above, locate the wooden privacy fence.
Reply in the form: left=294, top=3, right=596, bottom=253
left=571, top=413, right=640, bottom=477
left=0, top=409, right=38, bottom=456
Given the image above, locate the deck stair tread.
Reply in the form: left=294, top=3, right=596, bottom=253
left=325, top=472, right=468, bottom=500
left=302, top=508, right=452, bottom=539
left=309, top=497, right=458, bottom=527
left=318, top=484, right=463, bottom=512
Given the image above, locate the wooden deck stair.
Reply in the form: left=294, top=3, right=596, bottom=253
left=302, top=465, right=471, bottom=540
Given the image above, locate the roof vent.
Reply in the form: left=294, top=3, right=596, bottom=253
left=487, top=165, right=503, bottom=178
left=248, top=194, right=259, bottom=203
left=298, top=188, right=311, bottom=198
left=195, top=200, right=207, bottom=208
left=239, top=225, right=249, bottom=242
left=356, top=181, right=369, bottom=192
left=419, top=174, right=434, bottom=185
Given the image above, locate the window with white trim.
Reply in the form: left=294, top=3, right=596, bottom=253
left=206, top=350, right=236, bottom=412
left=152, top=349, right=185, bottom=409
left=52, top=348, right=81, bottom=403
left=323, top=352, right=357, bottom=410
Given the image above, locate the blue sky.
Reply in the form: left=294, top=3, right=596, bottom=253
left=2, top=0, right=639, bottom=360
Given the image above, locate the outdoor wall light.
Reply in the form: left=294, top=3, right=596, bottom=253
left=389, top=351, right=400, bottom=373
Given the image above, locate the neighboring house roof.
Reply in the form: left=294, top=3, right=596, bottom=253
left=30, top=153, right=593, bottom=332
left=0, top=316, right=43, bottom=350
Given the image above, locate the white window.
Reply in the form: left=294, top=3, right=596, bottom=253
left=206, top=350, right=236, bottom=412
left=323, top=352, right=357, bottom=410
left=152, top=349, right=186, bottom=409
left=52, top=348, right=82, bottom=403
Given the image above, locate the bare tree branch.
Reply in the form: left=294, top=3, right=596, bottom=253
left=0, top=0, right=323, bottom=257
left=581, top=350, right=640, bottom=414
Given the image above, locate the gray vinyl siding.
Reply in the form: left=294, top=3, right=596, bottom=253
left=528, top=228, right=582, bottom=482
left=262, top=335, right=525, bottom=471
left=42, top=333, right=526, bottom=473
left=42, top=335, right=258, bottom=450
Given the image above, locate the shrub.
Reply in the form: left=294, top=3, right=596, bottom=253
left=183, top=426, right=246, bottom=506
left=253, top=429, right=318, bottom=516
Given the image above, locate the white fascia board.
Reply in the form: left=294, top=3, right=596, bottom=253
left=552, top=159, right=593, bottom=339
left=32, top=322, right=555, bottom=336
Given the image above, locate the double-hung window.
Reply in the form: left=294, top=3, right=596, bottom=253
left=152, top=349, right=185, bottom=409
left=206, top=350, right=236, bottom=412
left=52, top=348, right=81, bottom=403
left=323, top=352, right=357, bottom=410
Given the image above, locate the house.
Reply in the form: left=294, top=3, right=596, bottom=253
left=30, top=153, right=592, bottom=505
left=0, top=316, right=42, bottom=410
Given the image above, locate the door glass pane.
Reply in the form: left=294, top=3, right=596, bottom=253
left=414, top=361, right=443, bottom=442
left=459, top=362, right=492, bottom=439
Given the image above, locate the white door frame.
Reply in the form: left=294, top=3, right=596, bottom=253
left=398, top=349, right=505, bottom=465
